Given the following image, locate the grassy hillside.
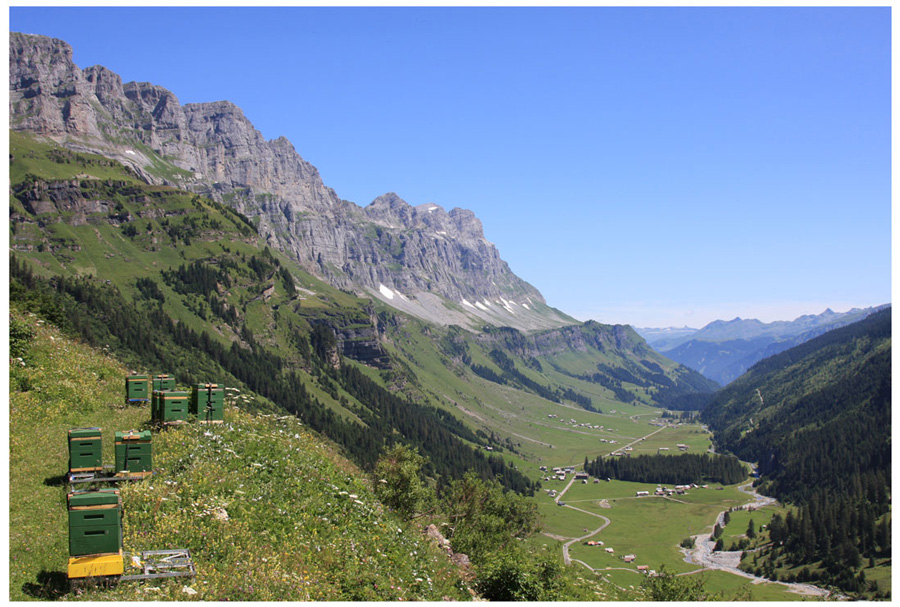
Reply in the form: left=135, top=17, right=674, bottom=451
left=10, top=308, right=642, bottom=601
left=9, top=308, right=475, bottom=601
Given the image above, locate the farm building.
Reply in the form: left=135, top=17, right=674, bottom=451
left=605, top=547, right=614, bottom=553
left=635, top=491, right=650, bottom=497
left=623, top=554, right=636, bottom=563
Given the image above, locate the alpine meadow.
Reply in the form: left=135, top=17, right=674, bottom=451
left=7, top=16, right=890, bottom=603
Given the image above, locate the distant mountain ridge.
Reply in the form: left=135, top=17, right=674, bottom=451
left=637, top=306, right=887, bottom=385
left=8, top=31, right=572, bottom=332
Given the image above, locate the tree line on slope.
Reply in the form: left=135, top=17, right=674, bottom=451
left=9, top=255, right=536, bottom=495
left=584, top=452, right=747, bottom=486
left=702, top=308, right=892, bottom=597
left=468, top=349, right=598, bottom=412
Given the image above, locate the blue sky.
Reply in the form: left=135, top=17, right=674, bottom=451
left=8, top=6, right=892, bottom=327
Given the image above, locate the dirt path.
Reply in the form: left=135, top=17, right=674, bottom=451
left=550, top=425, right=666, bottom=566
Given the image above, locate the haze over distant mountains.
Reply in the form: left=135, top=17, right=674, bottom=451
left=636, top=305, right=889, bottom=385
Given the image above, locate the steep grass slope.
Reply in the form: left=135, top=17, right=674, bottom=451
left=9, top=308, right=474, bottom=601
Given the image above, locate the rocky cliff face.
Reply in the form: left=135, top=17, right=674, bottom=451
left=10, top=32, right=572, bottom=331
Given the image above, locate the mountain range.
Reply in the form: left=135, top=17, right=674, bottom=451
left=636, top=306, right=887, bottom=385
left=9, top=31, right=572, bottom=333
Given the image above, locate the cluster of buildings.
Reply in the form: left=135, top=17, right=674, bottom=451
left=547, top=414, right=606, bottom=431
left=635, top=483, right=707, bottom=498
left=582, top=543, right=657, bottom=576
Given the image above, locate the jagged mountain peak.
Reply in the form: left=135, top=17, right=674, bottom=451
left=9, top=31, right=572, bottom=332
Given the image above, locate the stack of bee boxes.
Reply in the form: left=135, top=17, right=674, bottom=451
left=152, top=374, right=176, bottom=392
left=191, top=383, right=225, bottom=423
left=67, top=488, right=124, bottom=578
left=152, top=390, right=189, bottom=425
left=124, top=375, right=150, bottom=404
left=114, top=430, right=152, bottom=477
left=67, top=428, right=103, bottom=475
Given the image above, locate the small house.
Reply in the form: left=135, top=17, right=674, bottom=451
left=605, top=547, right=614, bottom=553
left=623, top=554, right=636, bottom=563
left=636, top=490, right=649, bottom=497
left=637, top=565, right=649, bottom=572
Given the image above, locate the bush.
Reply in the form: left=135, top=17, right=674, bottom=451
left=642, top=565, right=710, bottom=601
left=476, top=550, right=564, bottom=601
left=442, top=470, right=539, bottom=564
left=9, top=314, right=34, bottom=359
left=373, top=443, right=434, bottom=520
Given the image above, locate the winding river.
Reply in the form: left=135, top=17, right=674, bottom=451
left=680, top=480, right=838, bottom=599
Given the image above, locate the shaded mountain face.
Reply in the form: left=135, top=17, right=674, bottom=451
left=9, top=32, right=572, bottom=332
left=641, top=306, right=887, bottom=385
left=701, top=307, right=891, bottom=501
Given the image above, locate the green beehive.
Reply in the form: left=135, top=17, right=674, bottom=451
left=68, top=428, right=102, bottom=474
left=152, top=374, right=176, bottom=392
left=155, top=390, right=189, bottom=424
left=67, top=489, right=122, bottom=557
left=125, top=375, right=150, bottom=403
left=191, top=383, right=225, bottom=422
left=114, top=430, right=152, bottom=476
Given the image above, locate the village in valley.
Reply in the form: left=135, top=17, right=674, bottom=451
left=524, top=410, right=825, bottom=600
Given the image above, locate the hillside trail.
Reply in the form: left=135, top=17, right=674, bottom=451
left=548, top=424, right=667, bottom=566
left=680, top=480, right=837, bottom=599
left=552, top=476, right=611, bottom=566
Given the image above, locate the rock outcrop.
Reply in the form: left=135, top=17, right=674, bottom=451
left=9, top=32, right=574, bottom=331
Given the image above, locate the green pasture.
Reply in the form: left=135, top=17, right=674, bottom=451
left=684, top=569, right=809, bottom=601
left=540, top=479, right=760, bottom=579
left=536, top=500, right=606, bottom=538
left=625, top=424, right=713, bottom=456
left=558, top=478, right=663, bottom=501
left=720, top=503, right=787, bottom=546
